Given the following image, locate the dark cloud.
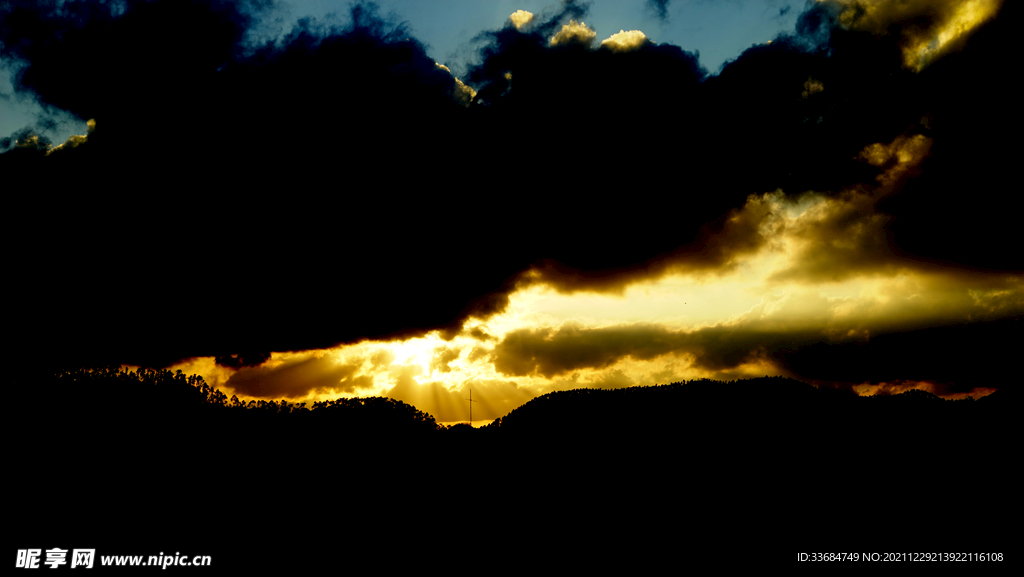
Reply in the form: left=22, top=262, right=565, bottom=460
left=771, top=316, right=1021, bottom=391
left=2, top=0, right=520, bottom=368
left=491, top=322, right=688, bottom=378
left=489, top=311, right=1021, bottom=394
left=216, top=351, right=271, bottom=368
left=648, top=0, right=670, bottom=22
left=0, top=0, right=264, bottom=120
left=225, top=353, right=374, bottom=398
left=465, top=327, right=495, bottom=341
left=522, top=189, right=776, bottom=292
left=3, top=0, right=1019, bottom=372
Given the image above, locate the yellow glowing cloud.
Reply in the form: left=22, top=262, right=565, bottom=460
left=45, top=134, right=87, bottom=155
left=902, top=0, right=1003, bottom=70
left=821, top=0, right=1004, bottom=70
left=435, top=62, right=477, bottom=105
left=14, top=134, right=45, bottom=149
left=802, top=78, right=824, bottom=99
left=509, top=10, right=535, bottom=30
left=859, top=134, right=931, bottom=168
left=600, top=30, right=649, bottom=53
left=759, top=135, right=931, bottom=283
left=858, top=133, right=932, bottom=187
left=42, top=118, right=96, bottom=156
left=166, top=356, right=236, bottom=390
left=550, top=20, right=597, bottom=47
left=851, top=380, right=994, bottom=399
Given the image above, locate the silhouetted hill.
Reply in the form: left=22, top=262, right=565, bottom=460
left=476, top=377, right=1015, bottom=559
left=11, top=369, right=1017, bottom=570
left=488, top=376, right=844, bottom=434
left=483, top=376, right=1010, bottom=447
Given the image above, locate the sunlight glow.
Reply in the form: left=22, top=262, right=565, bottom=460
left=174, top=137, right=1022, bottom=421
left=902, top=0, right=1002, bottom=70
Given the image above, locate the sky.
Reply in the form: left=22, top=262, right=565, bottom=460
left=4, top=0, right=1020, bottom=425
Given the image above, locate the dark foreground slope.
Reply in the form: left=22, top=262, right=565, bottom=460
left=483, top=378, right=1016, bottom=561
left=11, top=371, right=1016, bottom=571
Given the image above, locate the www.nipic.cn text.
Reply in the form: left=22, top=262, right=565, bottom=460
left=16, top=549, right=212, bottom=569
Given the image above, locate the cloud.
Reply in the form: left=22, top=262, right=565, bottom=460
left=0, top=126, right=51, bottom=152
left=465, top=327, right=495, bottom=342
left=2, top=0, right=528, bottom=368
left=429, top=345, right=463, bottom=374
left=600, top=30, right=650, bottom=53
left=467, top=346, right=490, bottom=363
left=4, top=0, right=1019, bottom=377
left=766, top=188, right=901, bottom=284
left=487, top=318, right=803, bottom=381
left=508, top=10, right=535, bottom=31
left=488, top=275, right=1023, bottom=391
left=216, top=351, right=272, bottom=369
left=768, top=316, right=1021, bottom=391
left=520, top=189, right=777, bottom=293
left=857, top=134, right=932, bottom=184
left=224, top=353, right=375, bottom=399
left=370, top=349, right=396, bottom=370
left=648, top=0, right=670, bottom=23
left=801, top=77, right=824, bottom=98
left=43, top=118, right=94, bottom=154
left=435, top=62, right=477, bottom=105
left=851, top=380, right=996, bottom=399
left=491, top=321, right=689, bottom=378
left=821, top=0, right=1006, bottom=69
left=588, top=368, right=635, bottom=389
left=550, top=20, right=597, bottom=48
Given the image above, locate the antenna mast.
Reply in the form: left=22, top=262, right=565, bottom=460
left=466, top=389, right=478, bottom=427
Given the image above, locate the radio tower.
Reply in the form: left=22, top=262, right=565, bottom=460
left=466, top=389, right=478, bottom=427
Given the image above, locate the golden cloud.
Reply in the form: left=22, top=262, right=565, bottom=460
left=822, top=0, right=1005, bottom=70
left=45, top=118, right=96, bottom=155
left=509, top=10, right=535, bottom=30
left=550, top=20, right=597, bottom=48
left=802, top=78, right=824, bottom=99
left=223, top=352, right=375, bottom=399
left=767, top=135, right=933, bottom=283
left=435, top=62, right=477, bottom=106
left=600, top=30, right=650, bottom=53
